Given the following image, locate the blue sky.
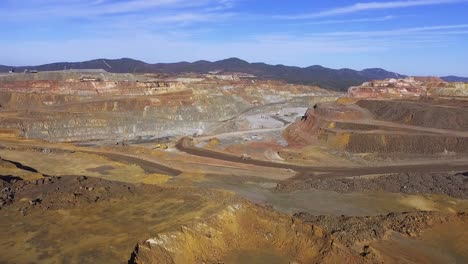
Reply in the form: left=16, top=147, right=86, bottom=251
left=0, top=0, right=467, bottom=76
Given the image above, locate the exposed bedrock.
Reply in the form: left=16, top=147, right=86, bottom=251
left=0, top=71, right=187, bottom=96
left=347, top=77, right=448, bottom=98
left=0, top=91, right=83, bottom=110
left=0, top=96, right=249, bottom=142
left=429, top=82, right=468, bottom=97
left=0, top=72, right=338, bottom=142
left=348, top=78, right=427, bottom=98
left=348, top=76, right=468, bottom=98
left=13, top=96, right=249, bottom=142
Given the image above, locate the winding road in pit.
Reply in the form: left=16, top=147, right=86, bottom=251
left=1, top=138, right=467, bottom=180
left=176, top=137, right=468, bottom=177
left=0, top=141, right=182, bottom=176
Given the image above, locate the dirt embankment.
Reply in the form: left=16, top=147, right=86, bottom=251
left=295, top=211, right=468, bottom=248
left=277, top=171, right=468, bottom=198
left=130, top=200, right=468, bottom=263
left=356, top=99, right=468, bottom=131
left=130, top=202, right=364, bottom=264
left=340, top=132, right=468, bottom=154
left=284, top=98, right=468, bottom=154
left=283, top=103, right=367, bottom=146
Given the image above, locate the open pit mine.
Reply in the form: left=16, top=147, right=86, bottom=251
left=0, top=70, right=467, bottom=264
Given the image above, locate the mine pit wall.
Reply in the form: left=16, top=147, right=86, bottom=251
left=23, top=117, right=219, bottom=142
left=17, top=99, right=251, bottom=142
left=356, top=99, right=468, bottom=131
left=319, top=129, right=468, bottom=154
left=0, top=128, right=22, bottom=138
left=0, top=71, right=146, bottom=82
left=0, top=80, right=187, bottom=96
left=428, top=83, right=468, bottom=97
left=0, top=74, right=340, bottom=142
left=283, top=103, right=366, bottom=146
left=313, top=104, right=368, bottom=120
left=0, top=92, right=85, bottom=110
left=2, top=94, right=252, bottom=142
left=284, top=100, right=468, bottom=154
left=348, top=87, right=427, bottom=98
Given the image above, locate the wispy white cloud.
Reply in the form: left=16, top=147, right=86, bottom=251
left=3, top=23, right=465, bottom=63
left=0, top=0, right=240, bottom=34
left=1, top=22, right=467, bottom=76
left=205, top=0, right=235, bottom=11
left=276, top=0, right=467, bottom=19
left=293, top=15, right=396, bottom=25
left=0, top=0, right=234, bottom=17
left=1, top=1, right=467, bottom=76
left=143, top=11, right=236, bottom=23
left=84, top=0, right=189, bottom=15
left=320, top=24, right=468, bottom=36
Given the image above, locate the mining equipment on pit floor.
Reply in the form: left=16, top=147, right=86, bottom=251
left=155, top=144, right=169, bottom=150
left=240, top=154, right=252, bottom=160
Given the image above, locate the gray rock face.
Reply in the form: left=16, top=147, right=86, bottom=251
left=0, top=73, right=338, bottom=142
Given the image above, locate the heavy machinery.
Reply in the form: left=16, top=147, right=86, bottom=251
left=240, top=154, right=252, bottom=160
left=154, top=143, right=169, bottom=150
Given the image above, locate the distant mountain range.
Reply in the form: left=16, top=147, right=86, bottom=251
left=1, top=58, right=467, bottom=91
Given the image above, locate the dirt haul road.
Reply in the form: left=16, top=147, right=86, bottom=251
left=1, top=138, right=467, bottom=180
left=0, top=141, right=182, bottom=176
left=176, top=137, right=468, bottom=177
